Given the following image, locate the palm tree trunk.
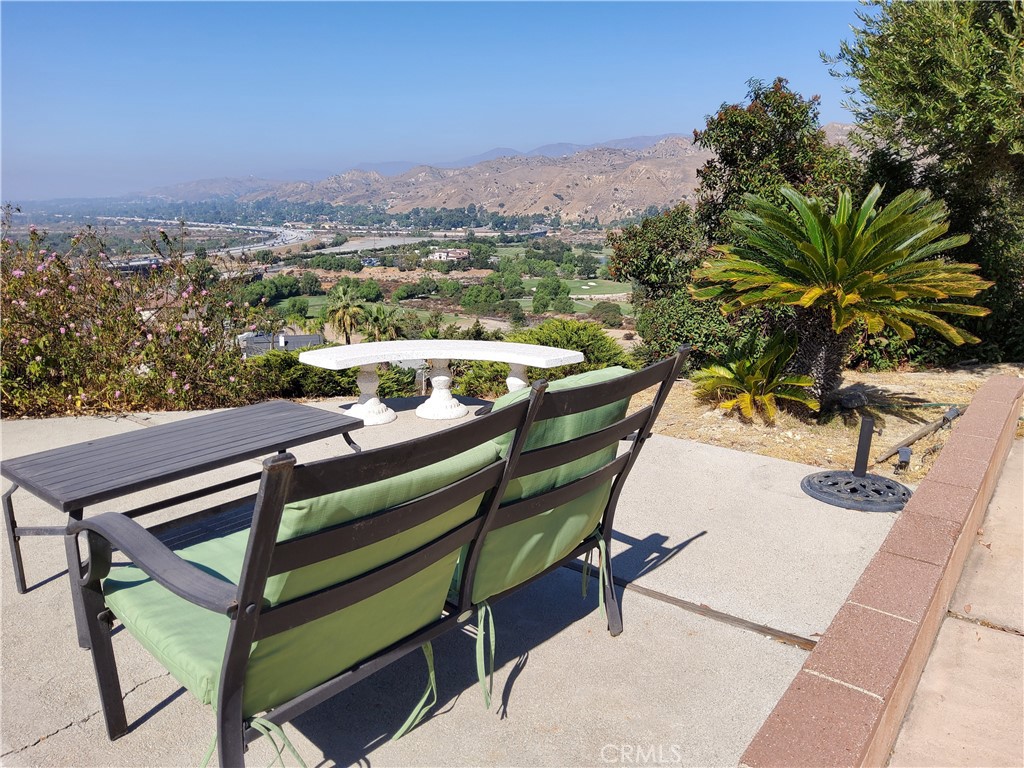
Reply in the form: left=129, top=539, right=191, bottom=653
left=785, top=307, right=855, bottom=409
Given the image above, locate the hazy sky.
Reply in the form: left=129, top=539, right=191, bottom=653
left=2, top=1, right=863, bottom=201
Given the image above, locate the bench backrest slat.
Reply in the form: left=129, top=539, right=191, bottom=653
left=254, top=520, right=480, bottom=641
left=267, top=461, right=506, bottom=576
left=218, top=390, right=544, bottom=718
left=455, top=347, right=689, bottom=608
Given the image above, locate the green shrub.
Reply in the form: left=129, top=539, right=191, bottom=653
left=1, top=222, right=281, bottom=417
left=634, top=291, right=778, bottom=370
left=452, top=318, right=637, bottom=398
left=845, top=323, right=952, bottom=371
left=247, top=348, right=417, bottom=399
left=377, top=364, right=417, bottom=398
left=246, top=349, right=358, bottom=398
left=588, top=301, right=624, bottom=328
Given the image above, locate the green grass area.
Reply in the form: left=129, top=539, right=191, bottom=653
left=521, top=278, right=627, bottom=295
left=494, top=245, right=527, bottom=259
left=395, top=307, right=466, bottom=326
left=511, top=296, right=634, bottom=317
left=271, top=294, right=330, bottom=317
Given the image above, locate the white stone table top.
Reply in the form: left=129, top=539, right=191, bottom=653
left=299, top=339, right=585, bottom=370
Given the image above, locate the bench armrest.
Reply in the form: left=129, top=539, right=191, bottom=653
left=69, top=513, right=240, bottom=616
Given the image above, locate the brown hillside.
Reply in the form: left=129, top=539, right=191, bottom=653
left=242, top=137, right=714, bottom=223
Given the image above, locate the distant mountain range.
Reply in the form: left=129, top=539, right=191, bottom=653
left=127, top=124, right=855, bottom=224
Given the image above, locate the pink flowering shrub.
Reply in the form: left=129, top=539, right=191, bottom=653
left=1, top=217, right=281, bottom=416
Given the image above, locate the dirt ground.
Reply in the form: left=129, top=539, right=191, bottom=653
left=653, top=363, right=1024, bottom=483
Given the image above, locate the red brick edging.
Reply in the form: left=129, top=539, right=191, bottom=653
left=741, top=375, right=1024, bottom=768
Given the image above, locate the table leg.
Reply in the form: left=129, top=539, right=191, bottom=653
left=65, top=509, right=92, bottom=649
left=415, top=359, right=469, bottom=419
left=2, top=484, right=28, bottom=594
left=506, top=363, right=529, bottom=393
left=347, top=364, right=397, bottom=425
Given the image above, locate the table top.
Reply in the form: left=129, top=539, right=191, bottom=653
left=299, top=339, right=585, bottom=370
left=0, top=400, right=362, bottom=512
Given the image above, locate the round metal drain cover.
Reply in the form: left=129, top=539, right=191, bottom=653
left=800, top=471, right=911, bottom=513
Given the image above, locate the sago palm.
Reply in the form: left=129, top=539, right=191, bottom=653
left=325, top=284, right=364, bottom=345
left=692, top=333, right=818, bottom=423
left=690, top=185, right=992, bottom=405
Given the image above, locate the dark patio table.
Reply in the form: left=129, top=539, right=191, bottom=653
left=1, top=400, right=362, bottom=645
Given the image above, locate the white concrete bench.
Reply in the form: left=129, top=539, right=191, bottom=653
left=299, top=340, right=585, bottom=423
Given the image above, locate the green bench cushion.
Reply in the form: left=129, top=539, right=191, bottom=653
left=104, top=440, right=500, bottom=717
left=468, top=366, right=632, bottom=603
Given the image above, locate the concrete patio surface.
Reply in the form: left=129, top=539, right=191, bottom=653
left=0, top=393, right=1019, bottom=766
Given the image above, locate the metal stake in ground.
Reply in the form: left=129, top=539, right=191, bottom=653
left=800, top=415, right=912, bottom=513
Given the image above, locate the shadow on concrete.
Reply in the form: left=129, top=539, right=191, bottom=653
left=610, top=529, right=707, bottom=583
left=286, top=570, right=617, bottom=767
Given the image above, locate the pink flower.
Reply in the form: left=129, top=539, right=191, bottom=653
left=113, top=281, right=122, bottom=288
left=19, top=338, right=29, bottom=344
left=34, top=355, right=42, bottom=361
left=146, top=333, right=154, bottom=341
left=114, top=390, right=122, bottom=398
left=200, top=289, right=209, bottom=296
left=170, top=371, right=177, bottom=378
left=59, top=327, right=66, bottom=334
left=229, top=376, right=236, bottom=383
left=183, top=383, right=191, bottom=391
left=167, top=387, right=175, bottom=395
left=36, top=264, right=46, bottom=272
left=175, top=324, right=182, bottom=331
left=69, top=285, right=78, bottom=292
left=98, top=252, right=106, bottom=258
left=11, top=269, right=24, bottom=277
left=225, top=301, right=234, bottom=308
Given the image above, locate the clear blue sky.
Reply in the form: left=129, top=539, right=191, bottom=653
left=2, top=1, right=862, bottom=201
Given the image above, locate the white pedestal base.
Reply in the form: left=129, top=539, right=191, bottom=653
left=349, top=365, right=397, bottom=425
left=349, top=395, right=397, bottom=425
left=415, top=360, right=470, bottom=420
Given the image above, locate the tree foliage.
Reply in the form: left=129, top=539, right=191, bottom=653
left=693, top=77, right=861, bottom=243
left=826, top=1, right=1024, bottom=360
left=828, top=1, right=1023, bottom=179
left=606, top=202, right=704, bottom=299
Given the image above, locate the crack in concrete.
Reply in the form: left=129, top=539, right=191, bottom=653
left=947, top=609, right=1024, bottom=637
left=0, top=670, right=171, bottom=758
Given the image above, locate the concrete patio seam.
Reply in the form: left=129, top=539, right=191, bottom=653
left=741, top=375, right=1024, bottom=768
left=946, top=610, right=1024, bottom=638
left=563, top=561, right=817, bottom=651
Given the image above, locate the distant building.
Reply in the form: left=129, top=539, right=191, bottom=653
left=236, top=332, right=325, bottom=357
left=429, top=248, right=471, bottom=261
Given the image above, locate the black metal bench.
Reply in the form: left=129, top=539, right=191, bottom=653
left=69, top=349, right=687, bottom=766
